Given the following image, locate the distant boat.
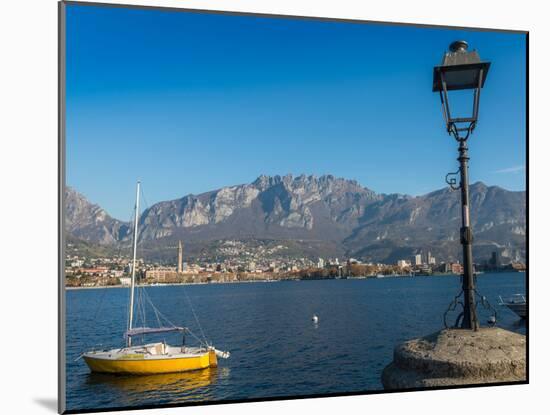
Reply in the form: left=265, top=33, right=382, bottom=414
left=82, top=182, right=230, bottom=375
left=498, top=294, right=527, bottom=319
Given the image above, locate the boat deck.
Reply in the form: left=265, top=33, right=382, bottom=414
left=84, top=343, right=209, bottom=361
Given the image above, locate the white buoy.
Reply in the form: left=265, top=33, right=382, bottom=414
left=312, top=314, right=319, bottom=323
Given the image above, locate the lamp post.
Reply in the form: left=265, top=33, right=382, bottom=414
left=382, top=42, right=524, bottom=389
left=433, top=41, right=491, bottom=330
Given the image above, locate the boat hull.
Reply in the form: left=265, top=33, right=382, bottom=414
left=505, top=303, right=527, bottom=319
left=83, top=349, right=217, bottom=375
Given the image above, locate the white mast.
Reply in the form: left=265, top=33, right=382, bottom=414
left=127, top=181, right=140, bottom=347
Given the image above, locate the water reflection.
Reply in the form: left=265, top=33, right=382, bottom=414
left=86, top=368, right=219, bottom=404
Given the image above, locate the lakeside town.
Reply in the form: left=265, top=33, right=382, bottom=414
left=65, top=239, right=526, bottom=288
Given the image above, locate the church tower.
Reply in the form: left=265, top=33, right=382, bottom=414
left=177, top=240, right=183, bottom=273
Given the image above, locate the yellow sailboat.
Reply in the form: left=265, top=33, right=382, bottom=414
left=82, top=182, right=230, bottom=375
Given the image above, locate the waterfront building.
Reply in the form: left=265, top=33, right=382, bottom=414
left=490, top=251, right=501, bottom=268
left=451, top=262, right=463, bottom=275
left=418, top=263, right=432, bottom=275
left=414, top=254, right=422, bottom=266
left=317, top=258, right=325, bottom=269
left=119, top=277, right=131, bottom=286
left=78, top=267, right=110, bottom=276
left=397, top=259, right=411, bottom=268
left=145, top=267, right=178, bottom=282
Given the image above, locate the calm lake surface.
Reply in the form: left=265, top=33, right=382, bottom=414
left=66, top=272, right=526, bottom=411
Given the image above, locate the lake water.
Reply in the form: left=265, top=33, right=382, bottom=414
left=65, top=272, right=526, bottom=411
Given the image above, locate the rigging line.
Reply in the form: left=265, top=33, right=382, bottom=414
left=142, top=288, right=147, bottom=328
left=139, top=185, right=174, bottom=260
left=138, top=185, right=153, bottom=258
left=140, top=286, right=163, bottom=328
left=137, top=184, right=204, bottom=345
left=139, top=286, right=147, bottom=329
left=125, top=207, right=137, bottom=333
left=182, top=285, right=208, bottom=344
left=92, top=285, right=109, bottom=323
left=134, top=185, right=162, bottom=331
left=140, top=186, right=193, bottom=332
left=152, top=299, right=163, bottom=329
left=82, top=286, right=109, bottom=352
left=143, top=288, right=167, bottom=328
left=142, top=287, right=178, bottom=328
left=136, top=286, right=142, bottom=327
left=131, top=189, right=148, bottom=334
left=135, top=288, right=145, bottom=346
left=135, top=286, right=141, bottom=327
left=186, top=328, right=207, bottom=347
left=140, top=291, right=146, bottom=344
left=138, top=184, right=179, bottom=327
left=134, top=285, right=140, bottom=328
left=138, top=288, right=145, bottom=344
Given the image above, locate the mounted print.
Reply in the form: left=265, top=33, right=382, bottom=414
left=59, top=1, right=528, bottom=413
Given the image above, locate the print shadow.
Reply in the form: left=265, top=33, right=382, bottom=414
left=34, top=398, right=57, bottom=413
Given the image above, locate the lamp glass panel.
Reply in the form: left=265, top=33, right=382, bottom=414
left=443, top=88, right=477, bottom=121
left=443, top=68, right=481, bottom=90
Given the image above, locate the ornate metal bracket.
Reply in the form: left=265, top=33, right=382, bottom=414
left=445, top=170, right=460, bottom=190
left=443, top=288, right=498, bottom=328
left=448, top=121, right=475, bottom=142
left=444, top=289, right=465, bottom=328
left=475, top=289, right=498, bottom=327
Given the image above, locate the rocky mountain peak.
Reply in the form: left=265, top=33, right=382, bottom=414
left=65, top=177, right=525, bottom=264
left=65, top=187, right=130, bottom=245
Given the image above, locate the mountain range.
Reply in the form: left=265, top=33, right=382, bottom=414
left=65, top=174, right=526, bottom=264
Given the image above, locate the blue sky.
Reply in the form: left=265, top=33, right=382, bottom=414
left=66, top=4, right=526, bottom=220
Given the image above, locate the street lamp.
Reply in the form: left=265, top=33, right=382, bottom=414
left=433, top=41, right=491, bottom=330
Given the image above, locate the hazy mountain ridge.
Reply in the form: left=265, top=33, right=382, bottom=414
left=344, top=182, right=526, bottom=263
left=65, top=175, right=526, bottom=263
left=65, top=187, right=131, bottom=245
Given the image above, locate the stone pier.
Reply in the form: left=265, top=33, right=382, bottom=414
left=382, top=328, right=526, bottom=389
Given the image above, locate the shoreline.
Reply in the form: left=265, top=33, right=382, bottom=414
left=62, top=272, right=522, bottom=290
left=65, top=279, right=282, bottom=290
